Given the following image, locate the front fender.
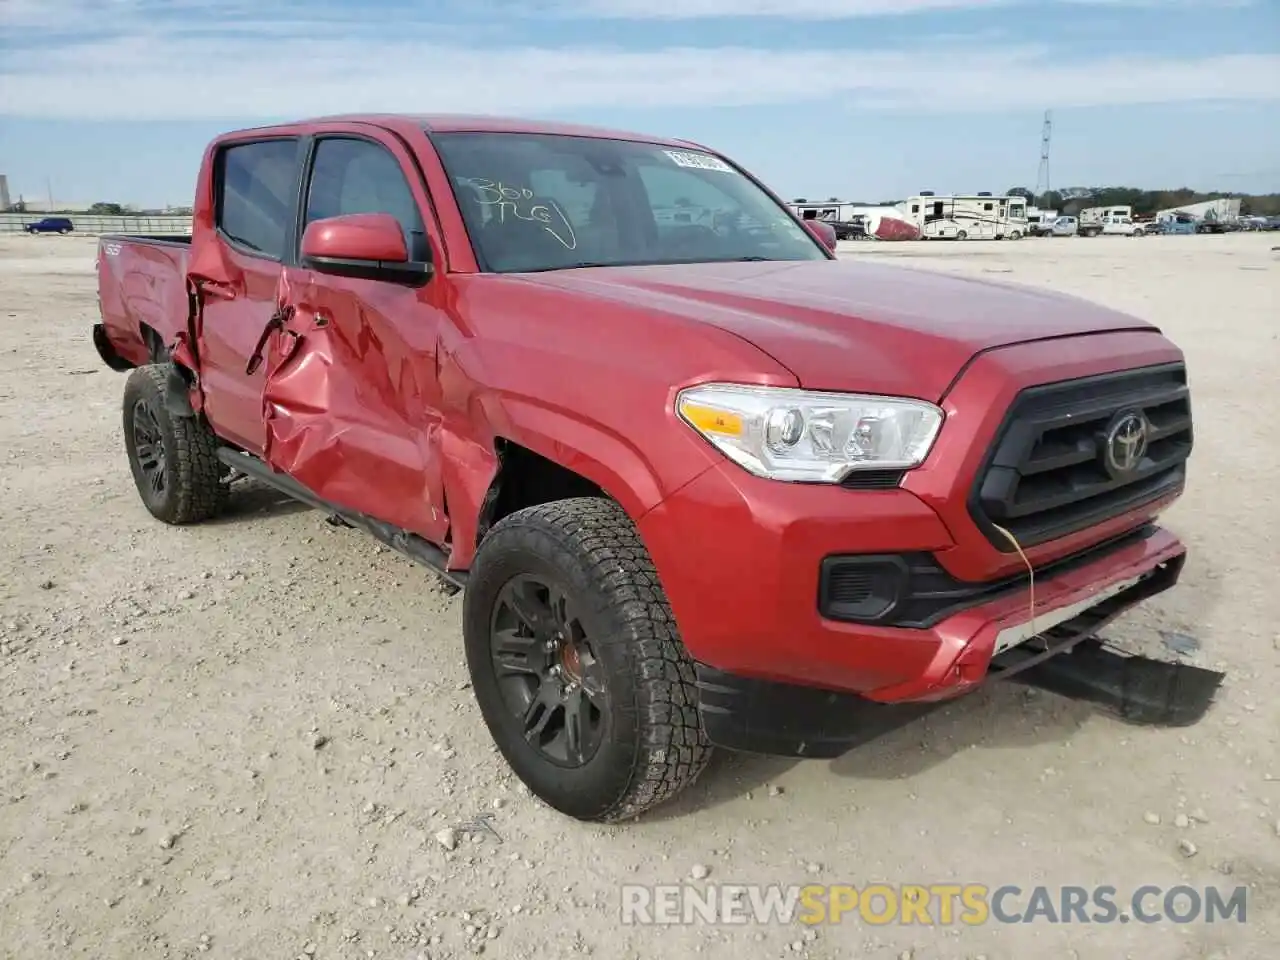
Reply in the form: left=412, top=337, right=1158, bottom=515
left=440, top=393, right=713, bottom=571
left=498, top=396, right=668, bottom=517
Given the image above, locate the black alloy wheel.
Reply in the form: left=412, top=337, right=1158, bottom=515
left=131, top=396, right=168, bottom=502
left=489, top=573, right=608, bottom=767
left=121, top=364, right=229, bottom=524
left=463, top=498, right=712, bottom=822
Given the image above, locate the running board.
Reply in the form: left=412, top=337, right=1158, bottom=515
left=216, top=448, right=466, bottom=595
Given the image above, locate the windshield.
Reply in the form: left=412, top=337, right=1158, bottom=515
left=430, top=131, right=828, bottom=273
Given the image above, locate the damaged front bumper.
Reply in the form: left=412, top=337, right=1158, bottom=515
left=693, top=544, right=1209, bottom=759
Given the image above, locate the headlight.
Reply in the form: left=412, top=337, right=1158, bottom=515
left=676, top=383, right=943, bottom=482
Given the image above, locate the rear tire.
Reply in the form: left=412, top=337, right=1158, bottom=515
left=956, top=230, right=968, bottom=240
left=463, top=497, right=711, bottom=823
left=122, top=364, right=229, bottom=524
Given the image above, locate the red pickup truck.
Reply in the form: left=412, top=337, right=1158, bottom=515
left=93, top=114, right=1194, bottom=822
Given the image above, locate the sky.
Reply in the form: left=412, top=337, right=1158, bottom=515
left=1, top=0, right=1278, bottom=208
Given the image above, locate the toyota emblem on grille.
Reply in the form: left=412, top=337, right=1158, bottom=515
left=1103, top=410, right=1149, bottom=477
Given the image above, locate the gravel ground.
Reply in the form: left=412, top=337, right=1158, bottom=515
left=1, top=232, right=1277, bottom=960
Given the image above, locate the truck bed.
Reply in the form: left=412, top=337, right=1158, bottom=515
left=97, top=233, right=192, bottom=367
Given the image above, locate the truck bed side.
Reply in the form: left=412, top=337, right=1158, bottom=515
left=96, top=234, right=192, bottom=368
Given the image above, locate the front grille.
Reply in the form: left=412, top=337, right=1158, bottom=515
left=969, top=363, right=1193, bottom=550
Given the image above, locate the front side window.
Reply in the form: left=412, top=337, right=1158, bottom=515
left=431, top=131, right=826, bottom=273
left=303, top=138, right=425, bottom=252
left=217, top=139, right=298, bottom=258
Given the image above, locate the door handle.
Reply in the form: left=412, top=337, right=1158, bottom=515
left=195, top=278, right=237, bottom=301
left=245, top=304, right=295, bottom=376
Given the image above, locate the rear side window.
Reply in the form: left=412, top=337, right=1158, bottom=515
left=303, top=138, right=424, bottom=251
left=217, top=139, right=298, bottom=259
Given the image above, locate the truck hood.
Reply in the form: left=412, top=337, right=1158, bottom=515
left=516, top=259, right=1156, bottom=401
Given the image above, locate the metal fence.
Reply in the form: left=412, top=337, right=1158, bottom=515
left=0, top=213, right=193, bottom=236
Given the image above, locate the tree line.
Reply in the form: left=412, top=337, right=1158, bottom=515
left=1003, top=187, right=1280, bottom=217
left=4, top=201, right=194, bottom=215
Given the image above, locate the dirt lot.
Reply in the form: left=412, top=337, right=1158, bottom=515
left=1, top=232, right=1277, bottom=960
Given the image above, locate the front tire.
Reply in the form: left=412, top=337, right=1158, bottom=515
left=122, top=364, right=229, bottom=524
left=463, top=497, right=711, bottom=822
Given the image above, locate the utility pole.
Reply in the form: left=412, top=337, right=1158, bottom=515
left=1034, top=110, right=1052, bottom=204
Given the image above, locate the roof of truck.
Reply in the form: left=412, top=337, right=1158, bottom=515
left=256, top=113, right=705, bottom=148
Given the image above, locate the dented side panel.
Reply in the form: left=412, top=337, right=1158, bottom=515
left=260, top=267, right=451, bottom=546
left=96, top=236, right=190, bottom=368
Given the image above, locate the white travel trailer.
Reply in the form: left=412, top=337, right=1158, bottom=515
left=1026, top=207, right=1058, bottom=236
left=788, top=200, right=920, bottom=241
left=897, top=192, right=1029, bottom=240
left=1077, top=205, right=1132, bottom=236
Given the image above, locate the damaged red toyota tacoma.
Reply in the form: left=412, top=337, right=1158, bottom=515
left=93, top=114, right=1194, bottom=822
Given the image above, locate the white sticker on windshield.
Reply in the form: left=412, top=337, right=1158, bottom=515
left=664, top=150, right=733, bottom=173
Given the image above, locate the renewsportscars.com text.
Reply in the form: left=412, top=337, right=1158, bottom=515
left=620, top=883, right=1249, bottom=926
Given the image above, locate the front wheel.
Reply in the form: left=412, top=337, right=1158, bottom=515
left=1009, top=230, right=1022, bottom=240
left=463, top=497, right=711, bottom=823
left=122, top=364, right=229, bottom=524
left=956, top=230, right=968, bottom=240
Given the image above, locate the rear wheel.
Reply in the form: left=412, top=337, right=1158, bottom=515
left=956, top=230, right=968, bottom=240
left=463, top=497, right=711, bottom=822
left=122, top=364, right=229, bottom=524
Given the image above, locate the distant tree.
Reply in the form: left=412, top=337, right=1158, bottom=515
left=89, top=201, right=127, bottom=215
left=1005, top=187, right=1035, bottom=201
left=1038, top=190, right=1064, bottom=211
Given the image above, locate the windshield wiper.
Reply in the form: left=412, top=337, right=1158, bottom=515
left=512, top=255, right=785, bottom=274
left=517, top=261, right=623, bottom=273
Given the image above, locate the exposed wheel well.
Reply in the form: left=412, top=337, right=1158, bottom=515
left=139, top=324, right=168, bottom=363
left=475, top=440, right=608, bottom=546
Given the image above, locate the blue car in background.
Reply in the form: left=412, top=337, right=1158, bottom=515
left=24, top=216, right=75, bottom=234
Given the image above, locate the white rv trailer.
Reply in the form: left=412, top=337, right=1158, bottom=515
left=788, top=200, right=920, bottom=240
left=897, top=192, right=1028, bottom=240
left=1077, top=205, right=1132, bottom=236
left=789, top=200, right=865, bottom=238
left=1026, top=207, right=1058, bottom=236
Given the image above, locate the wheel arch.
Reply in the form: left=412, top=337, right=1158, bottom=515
left=440, top=402, right=669, bottom=571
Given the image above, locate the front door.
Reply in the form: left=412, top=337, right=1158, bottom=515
left=188, top=136, right=302, bottom=455
left=259, top=130, right=451, bottom=546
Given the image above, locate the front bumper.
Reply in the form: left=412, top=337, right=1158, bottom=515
left=693, top=552, right=1184, bottom=758
left=638, top=461, right=1186, bottom=706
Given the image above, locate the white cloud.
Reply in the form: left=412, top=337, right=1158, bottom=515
left=563, top=0, right=1012, bottom=18
left=1, top=0, right=1276, bottom=120
left=564, top=0, right=1253, bottom=15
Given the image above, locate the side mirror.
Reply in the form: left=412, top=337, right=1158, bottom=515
left=300, top=213, right=432, bottom=285
left=804, top=219, right=838, bottom=252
